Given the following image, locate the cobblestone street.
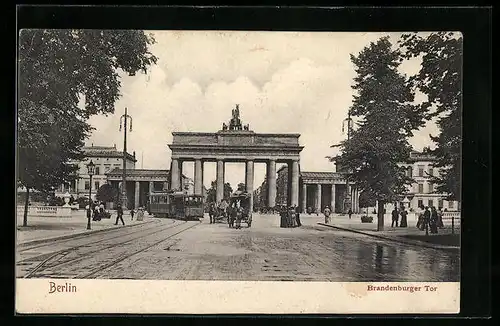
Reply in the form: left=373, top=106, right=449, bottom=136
left=17, top=214, right=460, bottom=282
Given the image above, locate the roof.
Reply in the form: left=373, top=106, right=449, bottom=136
left=83, top=146, right=137, bottom=162
left=409, top=150, right=437, bottom=162
left=230, top=190, right=251, bottom=198
left=300, top=171, right=346, bottom=179
left=106, top=169, right=170, bottom=177
left=106, top=168, right=190, bottom=179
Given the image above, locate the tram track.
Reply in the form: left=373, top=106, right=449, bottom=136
left=17, top=218, right=163, bottom=253
left=19, top=220, right=186, bottom=278
left=21, top=220, right=199, bottom=279
left=18, top=219, right=178, bottom=267
left=82, top=222, right=200, bottom=279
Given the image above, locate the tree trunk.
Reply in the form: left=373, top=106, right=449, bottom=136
left=23, top=187, right=29, bottom=227
left=377, top=200, right=385, bottom=231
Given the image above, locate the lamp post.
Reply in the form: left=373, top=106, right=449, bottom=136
left=342, top=111, right=353, bottom=213
left=119, top=107, right=133, bottom=209
left=86, top=160, right=95, bottom=230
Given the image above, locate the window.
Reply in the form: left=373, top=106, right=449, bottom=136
left=407, top=166, right=413, bottom=177
left=438, top=199, right=443, bottom=209
left=418, top=184, right=424, bottom=193
left=95, top=181, right=100, bottom=190
left=418, top=165, right=424, bottom=177
left=428, top=199, right=434, bottom=207
left=84, top=181, right=90, bottom=190
left=95, top=166, right=100, bottom=175
left=428, top=167, right=434, bottom=176
left=428, top=182, right=434, bottom=193
left=448, top=201, right=454, bottom=209
left=417, top=199, right=423, bottom=208
left=104, top=164, right=111, bottom=173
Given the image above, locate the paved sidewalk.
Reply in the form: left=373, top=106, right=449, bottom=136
left=16, top=209, right=155, bottom=245
left=318, top=214, right=460, bottom=250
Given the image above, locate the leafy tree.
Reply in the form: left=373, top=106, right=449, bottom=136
left=237, top=182, right=246, bottom=191
left=333, top=37, right=427, bottom=231
left=17, top=29, right=158, bottom=226
left=358, top=189, right=377, bottom=212
left=399, top=32, right=463, bottom=201
left=206, top=181, right=234, bottom=203
left=96, top=184, right=119, bottom=203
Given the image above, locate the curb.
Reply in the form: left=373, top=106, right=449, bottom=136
left=18, top=218, right=158, bottom=247
left=317, top=223, right=460, bottom=251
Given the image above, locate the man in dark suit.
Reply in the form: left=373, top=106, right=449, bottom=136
left=115, top=204, right=125, bottom=226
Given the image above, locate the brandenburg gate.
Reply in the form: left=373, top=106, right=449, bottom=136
left=168, top=105, right=304, bottom=213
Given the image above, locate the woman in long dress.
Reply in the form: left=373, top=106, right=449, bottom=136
left=288, top=206, right=297, bottom=227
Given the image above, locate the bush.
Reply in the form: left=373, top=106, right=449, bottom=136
left=361, top=215, right=373, bottom=223
left=77, top=196, right=90, bottom=209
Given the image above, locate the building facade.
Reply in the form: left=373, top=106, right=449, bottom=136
left=273, top=166, right=358, bottom=214
left=257, top=150, right=460, bottom=214
left=55, top=144, right=137, bottom=200
left=394, top=151, right=460, bottom=212
left=106, top=169, right=194, bottom=209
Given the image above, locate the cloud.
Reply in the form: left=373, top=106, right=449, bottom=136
left=87, top=31, right=440, bottom=189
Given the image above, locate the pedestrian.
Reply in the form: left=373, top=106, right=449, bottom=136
left=93, top=205, right=100, bottom=221
left=391, top=207, right=399, bottom=227
left=235, top=206, right=242, bottom=229
left=416, top=205, right=424, bottom=230
left=294, top=205, right=302, bottom=227
left=423, top=206, right=431, bottom=235
left=323, top=206, right=331, bottom=224
left=209, top=203, right=215, bottom=224
left=438, top=207, right=444, bottom=228
left=115, top=204, right=125, bottom=226
left=280, top=206, right=287, bottom=228
left=288, top=206, right=297, bottom=227
left=430, top=206, right=439, bottom=234
left=399, top=208, right=408, bottom=227
left=348, top=208, right=353, bottom=219
left=130, top=208, right=135, bottom=221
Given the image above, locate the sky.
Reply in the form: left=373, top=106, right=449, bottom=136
left=85, top=31, right=440, bottom=190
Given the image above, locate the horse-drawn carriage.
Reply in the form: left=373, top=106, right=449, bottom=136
left=227, top=191, right=252, bottom=228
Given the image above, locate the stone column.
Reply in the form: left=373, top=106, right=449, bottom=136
left=351, top=187, right=356, bottom=213
left=216, top=160, right=224, bottom=203
left=316, top=183, right=322, bottom=212
left=149, top=181, right=154, bottom=203
left=331, top=184, right=336, bottom=213
left=201, top=161, right=205, bottom=196
left=355, top=188, right=360, bottom=213
left=267, top=159, right=276, bottom=208
left=179, top=160, right=184, bottom=191
left=246, top=160, right=254, bottom=214
left=194, top=159, right=203, bottom=195
left=135, top=181, right=140, bottom=209
left=302, top=183, right=307, bottom=213
left=170, top=159, right=180, bottom=191
left=290, top=160, right=299, bottom=207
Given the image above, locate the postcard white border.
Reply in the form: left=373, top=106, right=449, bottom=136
left=16, top=279, right=460, bottom=314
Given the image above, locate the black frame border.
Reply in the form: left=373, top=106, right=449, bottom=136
left=10, top=5, right=492, bottom=320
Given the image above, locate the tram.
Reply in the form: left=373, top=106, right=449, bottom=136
left=169, top=192, right=204, bottom=221
left=148, top=191, right=173, bottom=218
left=148, top=191, right=204, bottom=221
